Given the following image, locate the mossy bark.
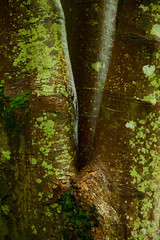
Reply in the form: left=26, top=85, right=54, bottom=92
left=0, top=0, right=77, bottom=239
left=88, top=0, right=160, bottom=239
left=0, top=0, right=160, bottom=239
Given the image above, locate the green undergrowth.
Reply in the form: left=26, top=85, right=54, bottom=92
left=52, top=188, right=99, bottom=240
left=0, top=84, right=31, bottom=135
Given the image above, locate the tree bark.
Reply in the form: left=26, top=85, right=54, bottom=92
left=0, top=0, right=160, bottom=239
left=61, top=0, right=118, bottom=168
left=0, top=0, right=77, bottom=239
left=88, top=0, right=160, bottom=238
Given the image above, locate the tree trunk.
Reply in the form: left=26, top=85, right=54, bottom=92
left=0, top=0, right=160, bottom=239
left=61, top=0, right=118, bottom=168
left=0, top=0, right=77, bottom=239
left=88, top=0, right=160, bottom=238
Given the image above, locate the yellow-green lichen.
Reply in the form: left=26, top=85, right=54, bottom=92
left=142, top=65, right=155, bottom=77
left=2, top=150, right=11, bottom=160
left=10, top=0, right=72, bottom=98
left=128, top=112, right=160, bottom=239
left=32, top=111, right=75, bottom=184
left=30, top=158, right=37, bottom=164
left=91, top=62, right=102, bottom=72
left=36, top=178, right=42, bottom=184
left=138, top=4, right=149, bottom=12
left=125, top=121, right=137, bottom=130
left=150, top=24, right=160, bottom=38
left=31, top=224, right=37, bottom=235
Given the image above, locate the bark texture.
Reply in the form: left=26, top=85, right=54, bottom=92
left=0, top=0, right=160, bottom=239
left=89, top=0, right=160, bottom=238
left=61, top=0, right=118, bottom=168
left=0, top=0, right=77, bottom=239
left=62, top=0, right=160, bottom=239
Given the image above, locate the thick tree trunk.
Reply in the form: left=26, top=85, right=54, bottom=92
left=62, top=0, right=160, bottom=239
left=0, top=0, right=160, bottom=239
left=0, top=0, right=77, bottom=239
left=85, top=0, right=160, bottom=239
left=61, top=0, right=118, bottom=168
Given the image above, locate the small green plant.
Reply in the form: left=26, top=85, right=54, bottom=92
left=8, top=91, right=30, bottom=113
left=0, top=84, right=4, bottom=94
left=0, top=85, right=31, bottom=134
left=55, top=188, right=99, bottom=240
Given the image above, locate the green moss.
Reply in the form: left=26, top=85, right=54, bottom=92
left=53, top=188, right=99, bottom=240
left=0, top=86, right=30, bottom=135
left=1, top=205, right=9, bottom=216
left=0, top=85, right=4, bottom=94
left=8, top=91, right=31, bottom=112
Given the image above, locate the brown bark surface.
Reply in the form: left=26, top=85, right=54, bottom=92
left=0, top=0, right=77, bottom=239
left=0, top=0, right=160, bottom=239
left=78, top=0, right=160, bottom=238
left=62, top=0, right=118, bottom=168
